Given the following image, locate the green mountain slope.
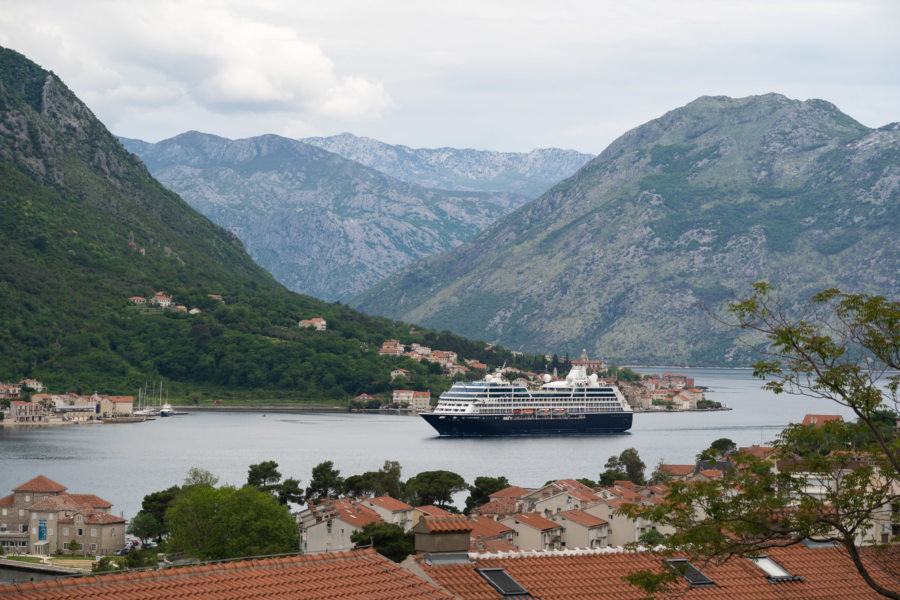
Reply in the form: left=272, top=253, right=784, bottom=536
left=119, top=132, right=529, bottom=301
left=0, top=47, right=518, bottom=398
left=352, top=94, right=900, bottom=365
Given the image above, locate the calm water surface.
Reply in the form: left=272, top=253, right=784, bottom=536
left=1, top=369, right=855, bottom=522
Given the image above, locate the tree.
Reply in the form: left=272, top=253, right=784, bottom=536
left=623, top=286, right=900, bottom=599
left=601, top=448, right=645, bottom=485
left=67, top=538, right=82, bottom=555
left=465, top=476, right=510, bottom=513
left=351, top=522, right=415, bottom=562
left=140, top=485, right=181, bottom=533
left=247, top=460, right=282, bottom=493
left=406, top=470, right=467, bottom=508
left=277, top=477, right=304, bottom=506
left=127, top=511, right=164, bottom=544
left=305, top=461, right=345, bottom=503
left=167, top=484, right=299, bottom=560
left=697, top=437, right=737, bottom=462
left=637, top=528, right=666, bottom=547
left=183, top=467, right=219, bottom=488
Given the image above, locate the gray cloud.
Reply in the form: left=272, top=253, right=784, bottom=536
left=0, top=0, right=896, bottom=152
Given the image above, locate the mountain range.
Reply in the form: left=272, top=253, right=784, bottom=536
left=352, top=94, right=900, bottom=365
left=118, top=132, right=535, bottom=300
left=301, top=132, right=593, bottom=198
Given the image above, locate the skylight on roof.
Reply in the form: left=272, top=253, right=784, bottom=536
left=664, top=559, right=715, bottom=588
left=476, top=567, right=530, bottom=597
left=749, top=556, right=804, bottom=582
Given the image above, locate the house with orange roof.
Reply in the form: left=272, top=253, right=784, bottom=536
left=500, top=512, right=565, bottom=551
left=0, top=548, right=457, bottom=600
left=0, top=476, right=124, bottom=556
left=379, top=339, right=405, bottom=356
left=299, top=317, right=327, bottom=331
left=363, top=495, right=416, bottom=530
left=657, top=463, right=696, bottom=481
left=412, top=516, right=473, bottom=554
left=585, top=496, right=672, bottom=547
left=522, top=479, right=603, bottom=514
left=150, top=292, right=172, bottom=308
left=471, top=496, right=520, bottom=520
left=128, top=295, right=146, bottom=305
left=19, top=379, right=44, bottom=392
left=8, top=399, right=50, bottom=423
left=95, top=394, right=134, bottom=418
left=551, top=509, right=609, bottom=549
left=299, top=498, right=383, bottom=554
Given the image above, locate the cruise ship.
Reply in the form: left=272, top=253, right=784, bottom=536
left=420, top=366, right=633, bottom=436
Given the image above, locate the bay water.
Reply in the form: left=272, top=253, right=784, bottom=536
left=1, top=368, right=856, bottom=524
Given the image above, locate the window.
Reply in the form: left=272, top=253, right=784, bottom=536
left=32, top=513, right=37, bottom=520
left=63, top=527, right=69, bottom=537
left=91, top=528, right=97, bottom=537
left=476, top=568, right=531, bottom=597
left=749, top=556, right=803, bottom=582
left=49, top=513, right=54, bottom=521
left=76, top=515, right=83, bottom=523
left=664, top=559, right=715, bottom=588
left=77, top=528, right=83, bottom=536
left=25, top=495, right=30, bottom=502
left=48, top=528, right=53, bottom=536
left=1, top=508, right=6, bottom=515
left=18, top=509, right=24, bottom=517
left=90, top=544, right=97, bottom=552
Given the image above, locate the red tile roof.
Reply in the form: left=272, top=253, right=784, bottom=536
left=419, top=516, right=473, bottom=533
left=0, top=494, right=13, bottom=506
left=801, top=414, right=844, bottom=427
left=467, top=517, right=513, bottom=540
left=556, top=509, right=607, bottom=528
left=27, top=494, right=86, bottom=513
left=489, top=486, right=532, bottom=499
left=417, top=505, right=454, bottom=518
left=659, top=464, right=695, bottom=477
left=0, top=548, right=456, bottom=599
left=424, top=544, right=900, bottom=599
left=13, top=475, right=67, bottom=493
left=472, top=497, right=519, bottom=518
left=368, top=495, right=414, bottom=512
left=505, top=513, right=561, bottom=532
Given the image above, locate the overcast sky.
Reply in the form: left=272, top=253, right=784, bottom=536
left=1, top=0, right=897, bottom=153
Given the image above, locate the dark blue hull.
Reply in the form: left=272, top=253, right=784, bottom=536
left=420, top=411, right=633, bottom=436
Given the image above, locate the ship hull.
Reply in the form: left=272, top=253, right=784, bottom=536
left=420, top=411, right=632, bottom=436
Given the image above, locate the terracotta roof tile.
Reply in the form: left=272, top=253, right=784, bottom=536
left=423, top=544, right=900, bottom=599
left=416, top=505, right=454, bottom=518
left=68, top=494, right=113, bottom=508
left=420, top=516, right=473, bottom=533
left=27, top=494, right=87, bottom=513
left=0, top=548, right=456, bottom=599
left=555, top=509, right=607, bottom=528
left=801, top=414, right=844, bottom=427
left=488, top=486, right=532, bottom=499
left=467, top=517, right=513, bottom=539
left=0, top=494, right=13, bottom=506
left=505, top=513, right=561, bottom=532
left=368, top=495, right=414, bottom=512
left=659, top=464, right=695, bottom=476
left=13, top=475, right=67, bottom=493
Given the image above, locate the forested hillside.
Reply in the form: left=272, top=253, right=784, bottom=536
left=0, top=47, right=533, bottom=400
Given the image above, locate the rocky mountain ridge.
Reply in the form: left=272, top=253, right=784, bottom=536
left=301, top=132, right=594, bottom=198
left=352, top=94, right=900, bottom=365
left=120, top=132, right=531, bottom=300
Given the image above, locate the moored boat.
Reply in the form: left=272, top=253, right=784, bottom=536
left=421, top=365, right=633, bottom=436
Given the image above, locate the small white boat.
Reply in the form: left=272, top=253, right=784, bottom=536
left=159, top=402, right=174, bottom=417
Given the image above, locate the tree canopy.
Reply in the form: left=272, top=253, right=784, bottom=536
left=407, top=470, right=468, bottom=508
left=166, top=483, right=298, bottom=560
left=601, top=448, right=646, bottom=486
left=465, top=476, right=510, bottom=514
left=350, top=522, right=415, bottom=563
left=305, top=461, right=345, bottom=503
